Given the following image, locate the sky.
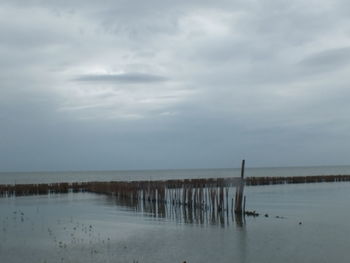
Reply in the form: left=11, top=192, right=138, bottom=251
left=1, top=0, right=350, bottom=172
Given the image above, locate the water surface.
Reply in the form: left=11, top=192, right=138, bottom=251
left=1, top=182, right=350, bottom=263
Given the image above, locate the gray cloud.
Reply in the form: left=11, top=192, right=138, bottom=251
left=74, top=73, right=168, bottom=83
left=298, top=47, right=350, bottom=73
left=1, top=0, right=350, bottom=171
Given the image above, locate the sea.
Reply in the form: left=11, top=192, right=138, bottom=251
left=1, top=165, right=350, bottom=185
left=1, top=165, right=350, bottom=263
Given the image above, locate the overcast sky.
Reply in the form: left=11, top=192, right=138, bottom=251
left=1, top=0, right=350, bottom=172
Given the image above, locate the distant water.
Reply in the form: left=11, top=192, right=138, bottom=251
left=1, top=165, right=350, bottom=184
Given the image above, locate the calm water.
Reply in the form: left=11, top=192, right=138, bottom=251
left=1, top=166, right=350, bottom=262
left=1, top=165, right=350, bottom=184
left=1, top=182, right=350, bottom=262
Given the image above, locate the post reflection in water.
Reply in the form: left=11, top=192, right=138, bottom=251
left=103, top=192, right=247, bottom=228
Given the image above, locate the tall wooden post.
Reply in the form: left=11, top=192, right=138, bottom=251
left=235, top=160, right=245, bottom=214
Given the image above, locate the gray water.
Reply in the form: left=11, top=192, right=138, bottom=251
left=1, top=166, right=350, bottom=262
left=1, top=181, right=350, bottom=263
left=1, top=165, right=350, bottom=184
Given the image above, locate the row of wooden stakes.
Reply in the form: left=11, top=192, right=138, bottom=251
left=1, top=172, right=350, bottom=219
left=0, top=179, right=243, bottom=213
left=1, top=174, right=348, bottom=197
left=245, top=175, right=350, bottom=185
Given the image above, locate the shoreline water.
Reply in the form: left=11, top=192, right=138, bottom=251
left=2, top=167, right=350, bottom=262
left=1, top=182, right=350, bottom=263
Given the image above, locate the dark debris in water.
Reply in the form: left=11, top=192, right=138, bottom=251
left=244, top=210, right=259, bottom=217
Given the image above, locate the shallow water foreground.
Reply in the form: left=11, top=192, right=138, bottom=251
left=1, top=182, right=350, bottom=263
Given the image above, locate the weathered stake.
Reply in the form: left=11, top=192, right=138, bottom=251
left=234, top=160, right=245, bottom=214
left=243, top=195, right=246, bottom=213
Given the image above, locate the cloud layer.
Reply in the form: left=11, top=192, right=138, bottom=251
left=1, top=0, right=350, bottom=171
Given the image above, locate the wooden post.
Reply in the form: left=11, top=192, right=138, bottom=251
left=243, top=195, right=246, bottom=213
left=231, top=197, right=234, bottom=212
left=235, top=160, right=245, bottom=214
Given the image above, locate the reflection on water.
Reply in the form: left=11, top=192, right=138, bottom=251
left=102, top=191, right=249, bottom=228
